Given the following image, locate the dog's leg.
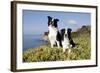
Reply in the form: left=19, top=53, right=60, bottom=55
left=51, top=44, right=54, bottom=48
left=62, top=43, right=69, bottom=52
left=67, top=49, right=71, bottom=60
left=63, top=48, right=66, bottom=52
left=50, top=41, right=54, bottom=48
left=56, top=41, right=60, bottom=48
left=50, top=40, right=55, bottom=48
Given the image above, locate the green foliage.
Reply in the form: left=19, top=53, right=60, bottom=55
left=23, top=25, right=91, bottom=62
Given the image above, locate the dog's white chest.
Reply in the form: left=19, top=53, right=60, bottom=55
left=62, top=38, right=69, bottom=49
left=48, top=26, right=58, bottom=44
left=48, top=26, right=57, bottom=35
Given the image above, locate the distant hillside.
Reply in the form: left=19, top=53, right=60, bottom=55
left=72, top=25, right=91, bottom=38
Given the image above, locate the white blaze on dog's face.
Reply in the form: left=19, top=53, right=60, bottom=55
left=64, top=30, right=68, bottom=38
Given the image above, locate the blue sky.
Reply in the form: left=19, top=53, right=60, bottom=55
left=23, top=10, right=91, bottom=35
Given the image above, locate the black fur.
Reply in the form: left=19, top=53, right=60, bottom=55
left=53, top=18, right=62, bottom=47
left=53, top=19, right=59, bottom=28
left=47, top=16, right=53, bottom=26
left=67, top=28, right=75, bottom=48
left=56, top=31, right=62, bottom=47
left=67, top=28, right=72, bottom=40
left=60, top=29, right=66, bottom=41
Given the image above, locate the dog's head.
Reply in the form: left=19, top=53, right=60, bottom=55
left=47, top=16, right=59, bottom=28
left=61, top=28, right=72, bottom=40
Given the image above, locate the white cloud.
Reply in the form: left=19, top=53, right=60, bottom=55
left=68, top=20, right=77, bottom=25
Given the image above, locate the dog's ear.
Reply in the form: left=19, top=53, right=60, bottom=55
left=55, top=19, right=59, bottom=22
left=47, top=16, right=52, bottom=19
left=60, top=29, right=65, bottom=40
left=67, top=28, right=72, bottom=40
left=47, top=16, right=50, bottom=18
left=61, top=29, right=65, bottom=34
left=67, top=28, right=72, bottom=32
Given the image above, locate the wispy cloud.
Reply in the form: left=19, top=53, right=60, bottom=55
left=68, top=20, right=77, bottom=25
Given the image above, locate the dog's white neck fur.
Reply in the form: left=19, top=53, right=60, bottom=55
left=48, top=25, right=58, bottom=34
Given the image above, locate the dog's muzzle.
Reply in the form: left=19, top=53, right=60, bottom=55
left=65, top=34, right=67, bottom=37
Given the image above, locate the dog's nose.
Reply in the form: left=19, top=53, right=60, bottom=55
left=65, top=34, right=67, bottom=37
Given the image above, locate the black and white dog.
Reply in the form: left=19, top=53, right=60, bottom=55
left=47, top=16, right=62, bottom=48
left=47, top=16, right=75, bottom=52
left=61, top=28, right=75, bottom=52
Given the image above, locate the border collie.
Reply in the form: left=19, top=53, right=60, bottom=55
left=47, top=16, right=62, bottom=48
left=61, top=28, right=75, bottom=52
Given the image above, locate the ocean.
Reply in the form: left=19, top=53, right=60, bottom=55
left=23, top=34, right=46, bottom=51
